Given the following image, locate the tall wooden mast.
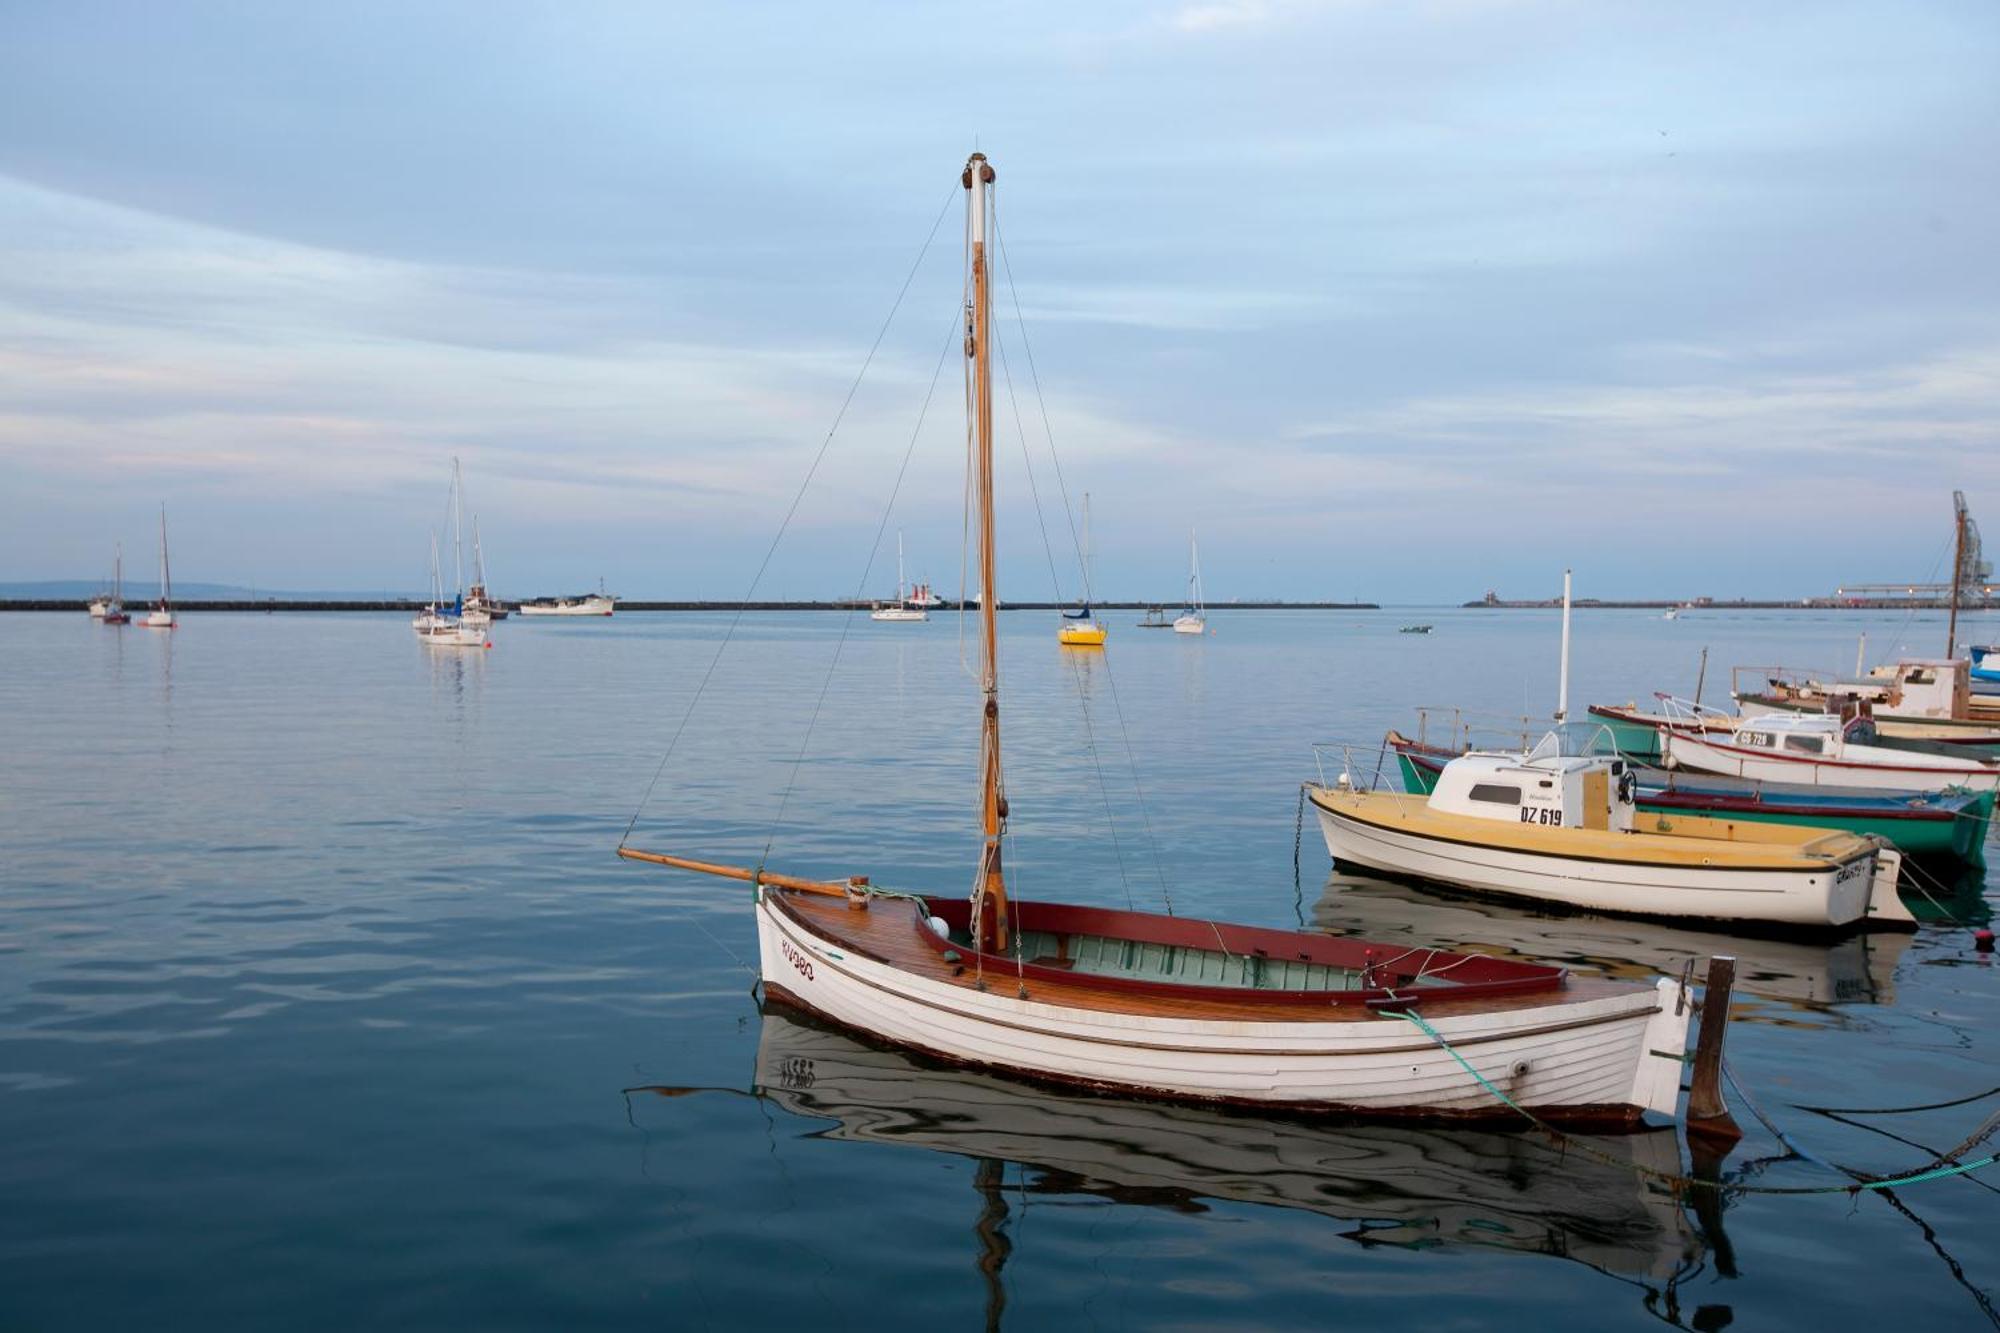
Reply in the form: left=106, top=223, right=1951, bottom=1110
left=965, top=152, right=1009, bottom=953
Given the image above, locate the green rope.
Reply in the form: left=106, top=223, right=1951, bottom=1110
left=1391, top=1007, right=1998, bottom=1197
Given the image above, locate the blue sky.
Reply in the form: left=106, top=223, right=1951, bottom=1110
left=2, top=0, right=1995, bottom=602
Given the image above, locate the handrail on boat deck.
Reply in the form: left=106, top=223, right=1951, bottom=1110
left=1406, top=704, right=1541, bottom=754
left=1653, top=693, right=1738, bottom=725
left=1310, top=740, right=1403, bottom=792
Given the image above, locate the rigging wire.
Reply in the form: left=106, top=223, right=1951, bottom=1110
left=992, top=188, right=1178, bottom=917
left=760, top=305, right=965, bottom=861
left=618, top=181, right=960, bottom=849
left=990, top=314, right=1137, bottom=913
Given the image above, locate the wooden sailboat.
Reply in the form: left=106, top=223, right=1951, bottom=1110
left=1172, top=531, right=1205, bottom=634
left=141, top=507, right=176, bottom=629
left=1056, top=492, right=1107, bottom=646
left=619, top=154, right=1707, bottom=1126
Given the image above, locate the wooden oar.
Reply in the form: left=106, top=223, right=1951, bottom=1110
left=617, top=846, right=863, bottom=899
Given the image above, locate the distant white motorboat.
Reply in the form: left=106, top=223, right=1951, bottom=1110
left=1662, top=607, right=1680, bottom=621
left=1662, top=712, right=2000, bottom=794
left=141, top=507, right=176, bottom=629
left=870, top=532, right=930, bottom=622
left=1172, top=530, right=1206, bottom=634
left=518, top=582, right=616, bottom=617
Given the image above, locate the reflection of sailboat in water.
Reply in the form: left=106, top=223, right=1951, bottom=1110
left=1312, top=871, right=1913, bottom=1011
left=632, top=1007, right=1713, bottom=1300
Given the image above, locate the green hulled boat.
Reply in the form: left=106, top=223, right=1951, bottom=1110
left=1385, top=731, right=1992, bottom=863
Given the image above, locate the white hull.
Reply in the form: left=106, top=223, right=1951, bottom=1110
left=415, top=617, right=488, bottom=647
left=870, top=607, right=928, bottom=622
left=755, top=892, right=1687, bottom=1119
left=87, top=599, right=110, bottom=619
left=142, top=610, right=175, bottom=629
left=517, top=597, right=614, bottom=616
left=1313, top=803, right=1906, bottom=928
left=1173, top=616, right=1205, bottom=634
left=1663, top=730, right=2000, bottom=794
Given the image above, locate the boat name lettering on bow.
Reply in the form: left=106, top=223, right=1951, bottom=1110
left=781, top=940, right=815, bottom=981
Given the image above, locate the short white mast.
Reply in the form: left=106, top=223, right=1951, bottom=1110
left=1555, top=568, right=1572, bottom=723
left=159, top=504, right=173, bottom=614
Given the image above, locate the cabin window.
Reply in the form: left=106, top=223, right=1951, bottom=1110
left=1783, top=734, right=1825, bottom=755
left=1468, top=783, right=1522, bottom=805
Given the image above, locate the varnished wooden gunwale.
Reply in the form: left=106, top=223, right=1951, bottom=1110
left=767, top=888, right=1646, bottom=1024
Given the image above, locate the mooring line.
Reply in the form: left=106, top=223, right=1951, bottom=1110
left=1392, top=1008, right=1999, bottom=1197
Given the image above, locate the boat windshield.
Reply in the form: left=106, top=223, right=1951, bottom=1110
left=1526, top=722, right=1624, bottom=762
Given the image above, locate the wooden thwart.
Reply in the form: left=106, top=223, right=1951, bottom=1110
left=618, top=846, right=861, bottom=899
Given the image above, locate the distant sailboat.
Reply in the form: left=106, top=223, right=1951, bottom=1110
left=465, top=516, right=507, bottom=621
left=94, top=545, right=130, bottom=624
left=141, top=508, right=176, bottom=629
left=871, top=532, right=929, bottom=622
left=1057, top=492, right=1107, bottom=646
left=1172, top=530, right=1206, bottom=634
left=413, top=532, right=488, bottom=648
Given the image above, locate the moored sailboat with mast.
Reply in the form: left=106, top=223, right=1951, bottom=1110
left=618, top=153, right=1710, bottom=1126
left=1056, top=492, right=1107, bottom=646
left=141, top=507, right=176, bottom=629
left=1173, top=531, right=1206, bottom=634
left=93, top=545, right=131, bottom=624
left=870, top=531, right=929, bottom=622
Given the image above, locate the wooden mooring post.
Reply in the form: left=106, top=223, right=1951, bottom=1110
left=1686, top=955, right=1742, bottom=1143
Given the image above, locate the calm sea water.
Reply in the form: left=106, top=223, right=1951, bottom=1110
left=2, top=608, right=1994, bottom=1330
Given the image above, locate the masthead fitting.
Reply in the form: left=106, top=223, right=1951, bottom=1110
left=965, top=153, right=991, bottom=244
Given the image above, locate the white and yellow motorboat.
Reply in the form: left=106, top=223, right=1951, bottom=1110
left=1309, top=730, right=1911, bottom=930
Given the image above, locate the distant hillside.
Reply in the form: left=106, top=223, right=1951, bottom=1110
left=0, top=580, right=415, bottom=601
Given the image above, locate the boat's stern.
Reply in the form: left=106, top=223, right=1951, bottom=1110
left=1864, top=845, right=1915, bottom=927
left=1632, top=977, right=1693, bottom=1118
